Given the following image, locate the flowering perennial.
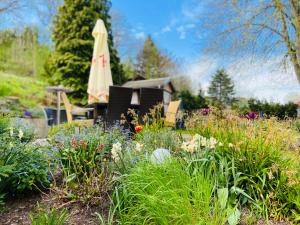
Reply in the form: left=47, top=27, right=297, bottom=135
left=111, top=142, right=122, bottom=162
left=181, top=134, right=219, bottom=153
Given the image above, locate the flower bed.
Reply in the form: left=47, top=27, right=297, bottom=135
left=0, top=110, right=299, bottom=224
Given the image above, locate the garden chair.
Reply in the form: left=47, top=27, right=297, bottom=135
left=164, top=100, right=182, bottom=127
left=139, top=88, right=164, bottom=121
left=60, top=92, right=94, bottom=125
left=105, top=86, right=133, bottom=127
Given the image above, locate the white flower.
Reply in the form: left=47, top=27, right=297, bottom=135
left=181, top=141, right=189, bottom=150
left=135, top=142, right=143, bottom=152
left=228, top=143, right=234, bottom=148
left=209, top=137, right=218, bottom=149
left=111, top=142, right=122, bottom=162
left=186, top=142, right=196, bottom=153
left=18, top=129, right=24, bottom=139
left=9, top=127, right=13, bottom=137
left=200, top=136, right=208, bottom=147
left=219, top=142, right=224, bottom=147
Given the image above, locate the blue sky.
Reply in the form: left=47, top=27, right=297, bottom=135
left=112, top=0, right=203, bottom=62
left=112, top=0, right=300, bottom=103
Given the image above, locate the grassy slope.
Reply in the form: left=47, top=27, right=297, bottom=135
left=0, top=72, right=47, bottom=109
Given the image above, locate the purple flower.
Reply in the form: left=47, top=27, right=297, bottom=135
left=24, top=111, right=32, bottom=118
left=246, top=112, right=257, bottom=120
left=201, top=108, right=211, bottom=116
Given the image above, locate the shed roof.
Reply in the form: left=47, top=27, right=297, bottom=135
left=122, top=77, right=175, bottom=93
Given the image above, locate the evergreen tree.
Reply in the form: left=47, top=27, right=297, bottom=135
left=45, top=0, right=125, bottom=104
left=135, top=36, right=174, bottom=79
left=208, top=69, right=235, bottom=107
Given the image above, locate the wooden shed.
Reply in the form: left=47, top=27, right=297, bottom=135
left=122, top=77, right=176, bottom=110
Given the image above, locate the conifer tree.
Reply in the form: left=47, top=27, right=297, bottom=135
left=135, top=36, right=174, bottom=79
left=208, top=69, right=235, bottom=107
left=45, top=0, right=124, bottom=103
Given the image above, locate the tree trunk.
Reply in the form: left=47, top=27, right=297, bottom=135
left=290, top=0, right=300, bottom=82
left=274, top=0, right=300, bottom=83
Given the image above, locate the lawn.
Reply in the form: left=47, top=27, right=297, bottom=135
left=0, top=72, right=48, bottom=114
left=0, top=110, right=299, bottom=224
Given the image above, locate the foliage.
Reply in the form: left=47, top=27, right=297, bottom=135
left=113, top=159, right=232, bottom=225
left=135, top=129, right=181, bottom=153
left=208, top=69, right=235, bottom=108
left=45, top=0, right=125, bottom=104
left=0, top=28, right=50, bottom=78
left=176, top=89, right=208, bottom=111
left=0, top=118, right=52, bottom=197
left=248, top=98, right=297, bottom=119
left=293, top=119, right=300, bottom=132
left=185, top=111, right=300, bottom=221
left=0, top=72, right=47, bottom=111
left=30, top=208, right=69, bottom=225
left=49, top=123, right=128, bottom=203
left=135, top=36, right=176, bottom=79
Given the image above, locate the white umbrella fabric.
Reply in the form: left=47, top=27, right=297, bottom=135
left=87, top=19, right=113, bottom=104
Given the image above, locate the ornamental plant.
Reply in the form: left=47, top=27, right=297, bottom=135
left=0, top=117, right=52, bottom=199
left=185, top=110, right=300, bottom=221
left=51, top=123, right=129, bottom=203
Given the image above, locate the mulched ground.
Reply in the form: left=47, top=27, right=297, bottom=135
left=0, top=190, right=111, bottom=225
left=1, top=194, right=292, bottom=225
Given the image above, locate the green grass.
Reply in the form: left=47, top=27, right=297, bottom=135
left=114, top=159, right=229, bottom=225
left=0, top=72, right=47, bottom=109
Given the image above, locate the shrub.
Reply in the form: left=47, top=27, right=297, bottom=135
left=248, top=98, right=297, bottom=119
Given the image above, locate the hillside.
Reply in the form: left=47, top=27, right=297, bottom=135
left=0, top=72, right=48, bottom=115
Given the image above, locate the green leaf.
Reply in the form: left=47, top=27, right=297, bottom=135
left=64, top=173, right=76, bottom=183
left=228, top=207, right=241, bottom=225
left=217, top=188, right=228, bottom=209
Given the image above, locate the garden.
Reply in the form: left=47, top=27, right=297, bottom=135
left=0, top=107, right=299, bottom=225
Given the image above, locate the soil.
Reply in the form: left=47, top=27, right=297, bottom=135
left=0, top=192, right=41, bottom=225
left=0, top=191, right=292, bottom=225
left=0, top=190, right=111, bottom=225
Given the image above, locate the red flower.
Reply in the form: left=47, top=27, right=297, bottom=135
left=135, top=125, right=143, bottom=132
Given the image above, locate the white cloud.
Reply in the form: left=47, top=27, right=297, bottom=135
left=185, top=55, right=300, bottom=103
left=162, top=26, right=171, bottom=33
left=177, top=25, right=186, bottom=39
left=134, top=31, right=146, bottom=40
left=176, top=23, right=196, bottom=40
left=181, top=0, right=206, bottom=21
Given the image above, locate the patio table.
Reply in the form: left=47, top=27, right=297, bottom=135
left=46, top=86, right=73, bottom=125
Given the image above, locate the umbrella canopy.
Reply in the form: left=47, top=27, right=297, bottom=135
left=87, top=19, right=113, bottom=104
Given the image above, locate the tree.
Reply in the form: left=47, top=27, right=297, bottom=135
left=208, top=69, right=235, bottom=107
left=45, top=0, right=125, bottom=104
left=135, top=36, right=175, bottom=79
left=200, top=0, right=300, bottom=83
left=0, top=0, right=21, bottom=14
left=177, top=89, right=207, bottom=111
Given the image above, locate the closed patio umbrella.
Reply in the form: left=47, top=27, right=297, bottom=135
left=88, top=19, right=113, bottom=104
